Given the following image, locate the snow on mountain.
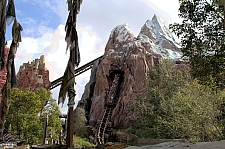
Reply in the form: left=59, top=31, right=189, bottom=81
left=107, top=15, right=182, bottom=60
left=108, top=23, right=136, bottom=50
left=138, top=14, right=182, bottom=60
left=78, top=15, right=185, bottom=130
left=151, top=14, right=176, bottom=42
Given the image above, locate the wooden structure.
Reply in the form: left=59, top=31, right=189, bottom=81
left=96, top=72, right=122, bottom=145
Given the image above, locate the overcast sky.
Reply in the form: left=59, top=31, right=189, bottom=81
left=6, top=0, right=180, bottom=114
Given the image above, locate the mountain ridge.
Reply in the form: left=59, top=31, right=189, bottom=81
left=77, top=14, right=187, bottom=142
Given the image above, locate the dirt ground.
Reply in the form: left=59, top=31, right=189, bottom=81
left=105, top=145, right=128, bottom=149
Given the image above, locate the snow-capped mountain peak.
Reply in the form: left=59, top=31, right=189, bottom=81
left=151, top=14, right=176, bottom=42
left=106, top=14, right=182, bottom=60
left=138, top=14, right=181, bottom=59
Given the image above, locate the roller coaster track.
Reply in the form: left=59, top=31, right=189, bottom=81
left=96, top=107, right=112, bottom=144
left=96, top=73, right=121, bottom=145
left=50, top=55, right=121, bottom=145
left=49, top=55, right=103, bottom=90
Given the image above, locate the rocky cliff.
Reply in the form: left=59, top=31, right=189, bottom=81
left=77, top=15, right=183, bottom=129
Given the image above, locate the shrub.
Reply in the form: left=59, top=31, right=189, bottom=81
left=129, top=60, right=225, bottom=142
left=73, top=136, right=95, bottom=148
left=74, top=107, right=87, bottom=137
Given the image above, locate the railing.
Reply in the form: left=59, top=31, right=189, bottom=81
left=96, top=72, right=121, bottom=145
left=49, top=55, right=103, bottom=90
left=96, top=107, right=112, bottom=144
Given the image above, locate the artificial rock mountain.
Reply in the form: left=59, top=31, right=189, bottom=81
left=16, top=55, right=50, bottom=91
left=0, top=53, right=50, bottom=102
left=77, top=15, right=185, bottom=129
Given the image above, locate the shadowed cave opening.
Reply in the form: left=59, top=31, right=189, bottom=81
left=95, top=70, right=124, bottom=143
left=107, top=70, right=124, bottom=107
left=85, top=70, right=124, bottom=126
left=85, top=82, right=95, bottom=124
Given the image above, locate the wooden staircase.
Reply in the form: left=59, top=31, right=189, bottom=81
left=96, top=73, right=121, bottom=145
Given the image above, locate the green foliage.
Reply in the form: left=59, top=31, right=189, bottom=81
left=123, top=136, right=138, bottom=146
left=74, top=107, right=87, bottom=137
left=170, top=0, right=225, bottom=87
left=129, top=60, right=225, bottom=142
left=36, top=87, right=52, bottom=113
left=163, top=81, right=224, bottom=142
left=73, top=136, right=95, bottom=148
left=40, top=97, right=63, bottom=140
left=6, top=88, right=45, bottom=144
left=6, top=88, right=62, bottom=145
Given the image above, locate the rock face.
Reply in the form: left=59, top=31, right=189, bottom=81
left=78, top=15, right=182, bottom=129
left=16, top=55, right=50, bottom=91
left=0, top=45, right=10, bottom=102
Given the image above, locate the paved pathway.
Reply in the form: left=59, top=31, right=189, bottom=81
left=124, top=140, right=225, bottom=149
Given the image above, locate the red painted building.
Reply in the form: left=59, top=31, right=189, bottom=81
left=0, top=45, right=10, bottom=102
left=16, top=55, right=50, bottom=91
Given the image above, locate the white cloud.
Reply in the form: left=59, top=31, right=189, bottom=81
left=78, top=26, right=103, bottom=65
left=19, top=17, right=36, bottom=25
left=55, top=1, right=69, bottom=23
left=146, top=0, right=181, bottom=23
left=15, top=23, right=103, bottom=113
left=14, top=0, right=181, bottom=114
left=18, top=18, right=54, bottom=38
